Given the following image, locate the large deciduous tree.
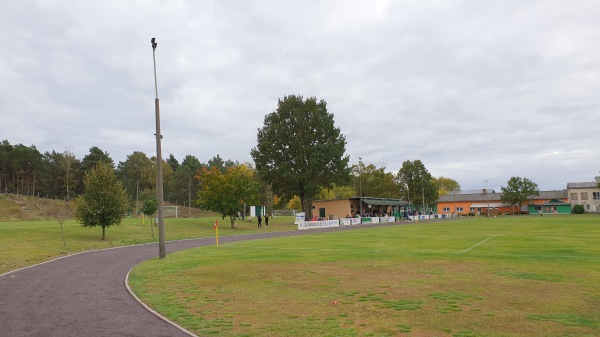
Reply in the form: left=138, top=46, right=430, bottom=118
left=395, top=160, right=437, bottom=212
left=82, top=146, right=114, bottom=172
left=352, top=160, right=399, bottom=199
left=195, top=164, right=260, bottom=227
left=500, top=176, right=539, bottom=214
left=433, top=176, right=461, bottom=197
left=116, top=151, right=154, bottom=200
left=251, top=95, right=350, bottom=219
left=74, top=163, right=128, bottom=240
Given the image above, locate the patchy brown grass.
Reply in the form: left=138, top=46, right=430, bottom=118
left=131, top=222, right=600, bottom=337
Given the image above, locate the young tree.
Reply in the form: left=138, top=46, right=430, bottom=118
left=500, top=176, right=539, bottom=214
left=287, top=195, right=301, bottom=211
left=140, top=190, right=158, bottom=236
left=251, top=95, right=350, bottom=219
left=44, top=201, right=74, bottom=246
left=195, top=164, right=261, bottom=227
left=74, top=163, right=128, bottom=240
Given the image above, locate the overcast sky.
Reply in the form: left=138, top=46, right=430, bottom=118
left=2, top=1, right=599, bottom=191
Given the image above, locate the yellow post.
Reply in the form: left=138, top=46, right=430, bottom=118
left=214, top=219, right=219, bottom=246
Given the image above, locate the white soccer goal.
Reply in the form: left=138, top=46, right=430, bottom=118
left=164, top=206, right=179, bottom=218
left=272, top=209, right=296, bottom=216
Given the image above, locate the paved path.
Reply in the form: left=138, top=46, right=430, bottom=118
left=0, top=223, right=410, bottom=337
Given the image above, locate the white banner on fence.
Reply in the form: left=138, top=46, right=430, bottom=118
left=409, top=215, right=434, bottom=221
left=339, top=218, right=361, bottom=226
left=298, top=219, right=340, bottom=230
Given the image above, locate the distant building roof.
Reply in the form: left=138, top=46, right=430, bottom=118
left=567, top=182, right=598, bottom=189
left=538, top=190, right=568, bottom=199
left=459, top=189, right=495, bottom=194
left=438, top=190, right=567, bottom=202
left=438, top=192, right=502, bottom=202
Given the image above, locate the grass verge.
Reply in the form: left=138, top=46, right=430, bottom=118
left=0, top=215, right=297, bottom=274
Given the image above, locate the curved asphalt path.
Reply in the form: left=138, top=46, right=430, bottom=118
left=0, top=222, right=413, bottom=337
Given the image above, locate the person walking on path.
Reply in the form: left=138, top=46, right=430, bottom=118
left=265, top=213, right=269, bottom=227
left=257, top=214, right=262, bottom=227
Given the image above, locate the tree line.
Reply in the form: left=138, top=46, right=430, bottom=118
left=0, top=140, right=236, bottom=205
left=1, top=138, right=459, bottom=209
left=1, top=95, right=465, bottom=220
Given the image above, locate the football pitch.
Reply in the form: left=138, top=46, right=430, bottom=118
left=129, top=215, right=600, bottom=337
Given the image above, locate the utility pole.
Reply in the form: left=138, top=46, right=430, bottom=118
left=359, top=157, right=363, bottom=217
left=151, top=37, right=166, bottom=259
left=485, top=179, right=489, bottom=217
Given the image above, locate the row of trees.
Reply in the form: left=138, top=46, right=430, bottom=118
left=2, top=95, right=464, bottom=223
left=0, top=140, right=236, bottom=205
left=0, top=142, right=457, bottom=213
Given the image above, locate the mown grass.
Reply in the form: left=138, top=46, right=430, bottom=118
left=0, top=215, right=298, bottom=274
left=129, top=215, right=600, bottom=337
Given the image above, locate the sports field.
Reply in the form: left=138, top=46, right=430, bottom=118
left=129, top=215, right=600, bottom=337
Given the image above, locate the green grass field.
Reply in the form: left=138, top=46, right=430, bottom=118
left=129, top=215, right=600, bottom=337
left=0, top=215, right=298, bottom=274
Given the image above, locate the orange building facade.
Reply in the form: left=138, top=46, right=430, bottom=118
left=437, top=190, right=568, bottom=216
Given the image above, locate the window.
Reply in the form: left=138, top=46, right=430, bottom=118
left=456, top=207, right=464, bottom=212
left=469, top=207, right=476, bottom=212
left=581, top=192, right=588, bottom=200
left=442, top=207, right=450, bottom=212
left=571, top=193, right=578, bottom=200
left=594, top=192, right=600, bottom=200
left=534, top=206, right=542, bottom=211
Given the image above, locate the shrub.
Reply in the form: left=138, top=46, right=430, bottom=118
left=572, top=204, right=584, bottom=214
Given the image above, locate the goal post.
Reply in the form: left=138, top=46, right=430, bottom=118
left=272, top=210, right=296, bottom=216
left=164, top=206, right=179, bottom=218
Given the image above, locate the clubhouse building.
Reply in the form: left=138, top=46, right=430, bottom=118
left=437, top=181, right=600, bottom=215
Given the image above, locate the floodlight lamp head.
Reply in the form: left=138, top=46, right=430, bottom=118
left=151, top=37, right=157, bottom=50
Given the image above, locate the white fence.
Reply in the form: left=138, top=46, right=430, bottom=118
left=297, top=215, right=454, bottom=230
left=298, top=216, right=396, bottom=230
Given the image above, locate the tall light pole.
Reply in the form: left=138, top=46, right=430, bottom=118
left=485, top=179, right=489, bottom=217
left=421, top=176, right=425, bottom=213
left=358, top=157, right=363, bottom=217
left=151, top=37, right=166, bottom=259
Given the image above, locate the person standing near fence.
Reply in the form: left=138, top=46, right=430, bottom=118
left=257, top=214, right=262, bottom=227
left=265, top=213, right=269, bottom=227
